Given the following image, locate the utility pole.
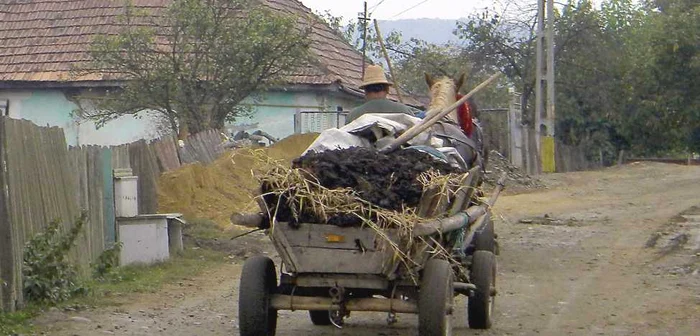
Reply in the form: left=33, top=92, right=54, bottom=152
left=535, top=0, right=545, bottom=173
left=544, top=0, right=556, bottom=173
left=535, top=0, right=556, bottom=173
left=358, top=1, right=370, bottom=78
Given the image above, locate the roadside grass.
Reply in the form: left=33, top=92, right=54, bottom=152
left=0, top=308, right=39, bottom=335
left=79, top=247, right=230, bottom=306
left=81, top=217, right=232, bottom=305
left=1, top=217, right=232, bottom=334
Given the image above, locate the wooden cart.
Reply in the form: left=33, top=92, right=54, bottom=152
left=236, top=170, right=505, bottom=336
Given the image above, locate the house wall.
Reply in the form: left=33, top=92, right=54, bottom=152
left=234, top=89, right=362, bottom=139
left=0, top=89, right=156, bottom=146
left=0, top=87, right=364, bottom=146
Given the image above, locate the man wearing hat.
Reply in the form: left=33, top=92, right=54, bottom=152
left=346, top=65, right=415, bottom=123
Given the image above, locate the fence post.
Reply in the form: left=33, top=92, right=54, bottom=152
left=617, top=150, right=625, bottom=166
left=294, top=111, right=301, bottom=134
left=508, top=88, right=524, bottom=169
left=0, top=117, right=16, bottom=312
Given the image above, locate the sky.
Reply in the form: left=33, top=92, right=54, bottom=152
left=299, top=0, right=494, bottom=21
left=299, top=0, right=607, bottom=22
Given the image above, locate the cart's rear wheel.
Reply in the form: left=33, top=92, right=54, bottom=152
left=419, top=259, right=454, bottom=336
left=308, top=310, right=332, bottom=325
left=468, top=250, right=496, bottom=329
left=239, top=256, right=278, bottom=336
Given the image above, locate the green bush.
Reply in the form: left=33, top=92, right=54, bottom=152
left=22, top=212, right=89, bottom=304
left=92, top=242, right=123, bottom=281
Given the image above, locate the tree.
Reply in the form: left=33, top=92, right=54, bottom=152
left=602, top=0, right=700, bottom=155
left=632, top=0, right=700, bottom=154
left=553, top=0, right=623, bottom=157
left=455, top=1, right=650, bottom=159
left=77, top=0, right=312, bottom=136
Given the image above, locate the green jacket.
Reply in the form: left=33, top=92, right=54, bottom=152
left=346, top=98, right=415, bottom=123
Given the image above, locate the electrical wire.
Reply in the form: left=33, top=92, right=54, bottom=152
left=390, top=0, right=430, bottom=19
left=369, top=0, right=388, bottom=15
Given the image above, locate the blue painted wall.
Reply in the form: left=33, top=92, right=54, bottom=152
left=1, top=88, right=364, bottom=145
left=2, top=90, right=154, bottom=146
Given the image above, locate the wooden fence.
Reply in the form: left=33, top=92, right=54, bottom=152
left=0, top=118, right=224, bottom=312
left=0, top=118, right=114, bottom=312
left=120, top=130, right=225, bottom=214
left=512, top=125, right=597, bottom=174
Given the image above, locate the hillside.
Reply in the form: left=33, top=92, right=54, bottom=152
left=377, top=18, right=463, bottom=44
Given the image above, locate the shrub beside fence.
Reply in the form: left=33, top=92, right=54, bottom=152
left=0, top=118, right=224, bottom=312
left=0, top=118, right=112, bottom=311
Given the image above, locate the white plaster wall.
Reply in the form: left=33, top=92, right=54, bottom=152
left=0, top=91, right=31, bottom=119
left=234, top=90, right=362, bottom=138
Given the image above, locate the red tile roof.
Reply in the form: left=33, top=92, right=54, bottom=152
left=0, top=0, right=420, bottom=105
left=0, top=0, right=363, bottom=88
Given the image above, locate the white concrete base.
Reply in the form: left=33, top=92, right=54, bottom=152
left=117, top=214, right=183, bottom=266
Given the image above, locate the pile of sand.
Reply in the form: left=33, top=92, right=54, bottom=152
left=157, top=133, right=318, bottom=227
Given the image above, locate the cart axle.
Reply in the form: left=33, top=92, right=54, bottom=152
left=270, top=294, right=419, bottom=313
left=454, top=282, right=477, bottom=295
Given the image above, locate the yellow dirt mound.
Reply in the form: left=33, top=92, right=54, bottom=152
left=157, top=133, right=318, bottom=227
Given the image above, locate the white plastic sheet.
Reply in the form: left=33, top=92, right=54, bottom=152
left=302, top=128, right=371, bottom=155
left=303, top=113, right=434, bottom=155
left=301, top=114, right=470, bottom=169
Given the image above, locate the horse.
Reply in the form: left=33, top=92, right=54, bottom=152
left=424, top=73, right=488, bottom=170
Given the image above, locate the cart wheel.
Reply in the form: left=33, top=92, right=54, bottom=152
left=239, top=256, right=277, bottom=336
left=419, top=259, right=454, bottom=336
left=468, top=251, right=496, bottom=329
left=308, top=310, right=332, bottom=325
left=474, top=218, right=495, bottom=253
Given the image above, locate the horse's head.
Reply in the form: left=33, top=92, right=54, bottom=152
left=425, top=73, right=465, bottom=122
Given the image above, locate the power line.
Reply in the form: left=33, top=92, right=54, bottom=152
left=369, top=0, right=388, bottom=15
left=391, top=0, right=430, bottom=19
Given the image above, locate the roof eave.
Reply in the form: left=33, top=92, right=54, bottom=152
left=0, top=80, right=125, bottom=90
left=338, top=84, right=365, bottom=99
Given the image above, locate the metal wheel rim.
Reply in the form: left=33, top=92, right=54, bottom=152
left=487, top=294, right=494, bottom=318
left=444, top=273, right=454, bottom=336
left=488, top=256, right=497, bottom=320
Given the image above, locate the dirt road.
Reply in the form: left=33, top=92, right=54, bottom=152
left=35, top=162, right=700, bottom=335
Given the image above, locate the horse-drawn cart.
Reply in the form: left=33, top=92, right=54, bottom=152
left=235, top=73, right=504, bottom=336
left=235, top=167, right=505, bottom=336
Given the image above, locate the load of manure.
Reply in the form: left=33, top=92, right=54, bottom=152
left=259, top=147, right=464, bottom=226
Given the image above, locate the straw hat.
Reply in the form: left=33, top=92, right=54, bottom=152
left=360, top=65, right=393, bottom=89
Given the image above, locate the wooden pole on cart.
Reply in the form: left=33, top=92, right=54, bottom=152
left=413, top=173, right=507, bottom=237
left=380, top=72, right=502, bottom=153
left=374, top=19, right=404, bottom=103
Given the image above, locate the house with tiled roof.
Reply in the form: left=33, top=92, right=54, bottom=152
left=0, top=0, right=413, bottom=145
